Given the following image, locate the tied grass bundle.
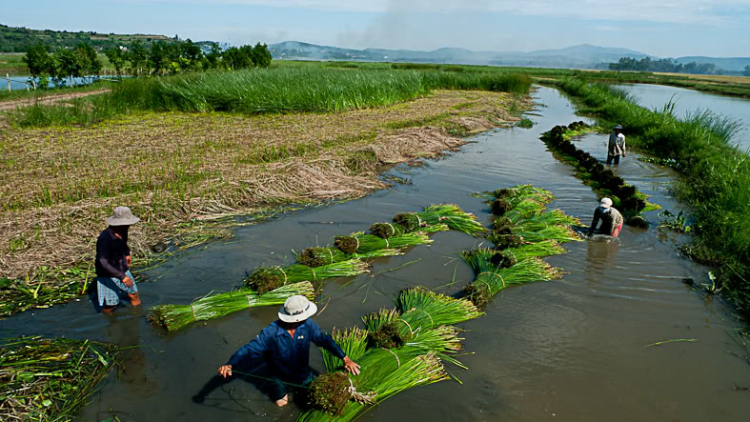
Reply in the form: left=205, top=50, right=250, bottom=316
left=148, top=281, right=314, bottom=331
left=303, top=348, right=449, bottom=422
left=308, top=372, right=356, bottom=416
left=393, top=204, right=485, bottom=235
left=370, top=222, right=408, bottom=239
left=0, top=337, right=120, bottom=422
left=490, top=185, right=555, bottom=204
left=322, top=328, right=368, bottom=372
left=334, top=232, right=432, bottom=254
left=245, top=260, right=370, bottom=290
left=363, top=309, right=406, bottom=349
left=462, top=248, right=562, bottom=307
left=297, top=247, right=403, bottom=268
left=505, top=241, right=566, bottom=260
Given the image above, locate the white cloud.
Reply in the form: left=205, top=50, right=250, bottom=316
left=159, top=0, right=750, bottom=25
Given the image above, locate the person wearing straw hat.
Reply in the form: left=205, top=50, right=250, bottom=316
left=587, top=198, right=624, bottom=238
left=607, top=125, right=626, bottom=165
left=218, top=295, right=360, bottom=407
left=95, top=206, right=141, bottom=314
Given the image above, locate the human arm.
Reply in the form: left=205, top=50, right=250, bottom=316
left=219, top=328, right=271, bottom=378
left=309, top=321, right=360, bottom=375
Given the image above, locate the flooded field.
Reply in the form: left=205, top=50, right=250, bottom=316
left=2, top=86, right=749, bottom=421
left=614, top=83, right=750, bottom=151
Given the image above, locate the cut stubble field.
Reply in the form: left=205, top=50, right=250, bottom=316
left=0, top=89, right=529, bottom=314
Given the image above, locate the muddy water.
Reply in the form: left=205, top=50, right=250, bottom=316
left=613, top=83, right=750, bottom=152
left=3, top=86, right=749, bottom=422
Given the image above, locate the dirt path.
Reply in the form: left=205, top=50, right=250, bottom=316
left=0, top=88, right=111, bottom=111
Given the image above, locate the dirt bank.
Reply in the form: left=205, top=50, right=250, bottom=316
left=0, top=89, right=529, bottom=314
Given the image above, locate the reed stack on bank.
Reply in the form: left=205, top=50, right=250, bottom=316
left=551, top=77, right=750, bottom=316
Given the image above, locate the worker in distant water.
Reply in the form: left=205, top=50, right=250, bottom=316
left=587, top=198, right=624, bottom=237
left=217, top=295, right=361, bottom=407
left=95, top=206, right=141, bottom=313
left=607, top=124, right=626, bottom=165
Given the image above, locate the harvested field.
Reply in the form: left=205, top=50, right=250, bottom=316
left=0, top=89, right=529, bottom=314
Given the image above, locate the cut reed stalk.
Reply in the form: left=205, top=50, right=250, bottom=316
left=0, top=336, right=120, bottom=421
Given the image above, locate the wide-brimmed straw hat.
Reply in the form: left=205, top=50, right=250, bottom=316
left=278, top=295, right=317, bottom=323
left=614, top=124, right=623, bottom=130
left=106, top=206, right=140, bottom=226
left=600, top=198, right=613, bottom=209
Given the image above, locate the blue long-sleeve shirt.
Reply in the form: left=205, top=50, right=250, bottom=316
left=227, top=319, right=346, bottom=383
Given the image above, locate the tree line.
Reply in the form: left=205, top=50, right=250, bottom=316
left=608, top=57, right=720, bottom=75
left=23, top=40, right=273, bottom=88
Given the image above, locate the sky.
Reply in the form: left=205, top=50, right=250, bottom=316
left=3, top=0, right=750, bottom=57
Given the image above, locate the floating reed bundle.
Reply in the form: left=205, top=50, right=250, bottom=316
left=0, top=336, right=120, bottom=421
left=147, top=281, right=315, bottom=331
left=244, top=259, right=370, bottom=292
left=297, top=247, right=403, bottom=268
left=462, top=248, right=562, bottom=307
left=334, top=232, right=432, bottom=254
left=393, top=204, right=485, bottom=235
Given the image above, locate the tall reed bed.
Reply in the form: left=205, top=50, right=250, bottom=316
left=553, top=77, right=750, bottom=315
left=9, top=66, right=532, bottom=127
left=0, top=337, right=120, bottom=421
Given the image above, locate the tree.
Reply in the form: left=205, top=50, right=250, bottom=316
left=205, top=42, right=222, bottom=69
left=105, top=47, right=127, bottom=78
left=149, top=41, right=168, bottom=75
left=743, top=65, right=750, bottom=77
left=75, top=42, right=101, bottom=81
left=127, top=40, right=148, bottom=76
left=22, top=44, right=54, bottom=79
left=52, top=48, right=79, bottom=87
left=252, top=43, right=272, bottom=68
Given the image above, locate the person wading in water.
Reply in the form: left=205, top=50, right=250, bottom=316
left=95, top=206, right=142, bottom=314
left=607, top=125, right=626, bottom=165
left=217, top=295, right=361, bottom=407
left=587, top=198, right=624, bottom=238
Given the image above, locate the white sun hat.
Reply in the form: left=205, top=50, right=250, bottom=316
left=278, top=295, right=318, bottom=323
left=106, top=206, right=140, bottom=226
left=600, top=198, right=613, bottom=209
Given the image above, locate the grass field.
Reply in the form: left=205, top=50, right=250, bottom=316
left=7, top=66, right=532, bottom=127
left=0, top=79, right=529, bottom=314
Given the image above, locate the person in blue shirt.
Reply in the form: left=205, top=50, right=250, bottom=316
left=217, top=295, right=360, bottom=407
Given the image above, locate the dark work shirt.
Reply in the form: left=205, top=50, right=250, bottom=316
left=95, top=227, right=130, bottom=280
left=227, top=319, right=346, bottom=384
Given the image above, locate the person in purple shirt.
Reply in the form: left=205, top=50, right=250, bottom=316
left=217, top=295, right=361, bottom=407
left=95, top=206, right=141, bottom=314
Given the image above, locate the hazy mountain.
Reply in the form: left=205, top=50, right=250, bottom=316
left=269, top=41, right=650, bottom=68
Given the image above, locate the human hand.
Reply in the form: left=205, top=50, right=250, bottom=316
left=122, top=275, right=134, bottom=287
left=343, top=356, right=360, bottom=375
left=126, top=255, right=132, bottom=266
left=218, top=365, right=233, bottom=378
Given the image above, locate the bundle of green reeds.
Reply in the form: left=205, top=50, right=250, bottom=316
left=301, top=349, right=448, bottom=421
left=462, top=248, right=562, bottom=307
left=147, top=281, right=315, bottom=331
left=303, top=324, right=458, bottom=421
left=504, top=240, right=567, bottom=260
left=393, top=204, right=485, bottom=235
left=0, top=336, right=120, bottom=421
left=296, top=247, right=403, bottom=267
left=334, top=232, right=433, bottom=254
left=244, top=260, right=370, bottom=292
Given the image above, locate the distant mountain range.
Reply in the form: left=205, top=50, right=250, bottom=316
left=269, top=41, right=750, bottom=72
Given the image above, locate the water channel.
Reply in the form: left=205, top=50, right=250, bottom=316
left=2, top=86, right=749, bottom=421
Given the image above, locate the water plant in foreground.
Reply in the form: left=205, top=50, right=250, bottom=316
left=147, top=281, right=315, bottom=331
left=244, top=260, right=370, bottom=293
left=0, top=336, right=120, bottom=421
